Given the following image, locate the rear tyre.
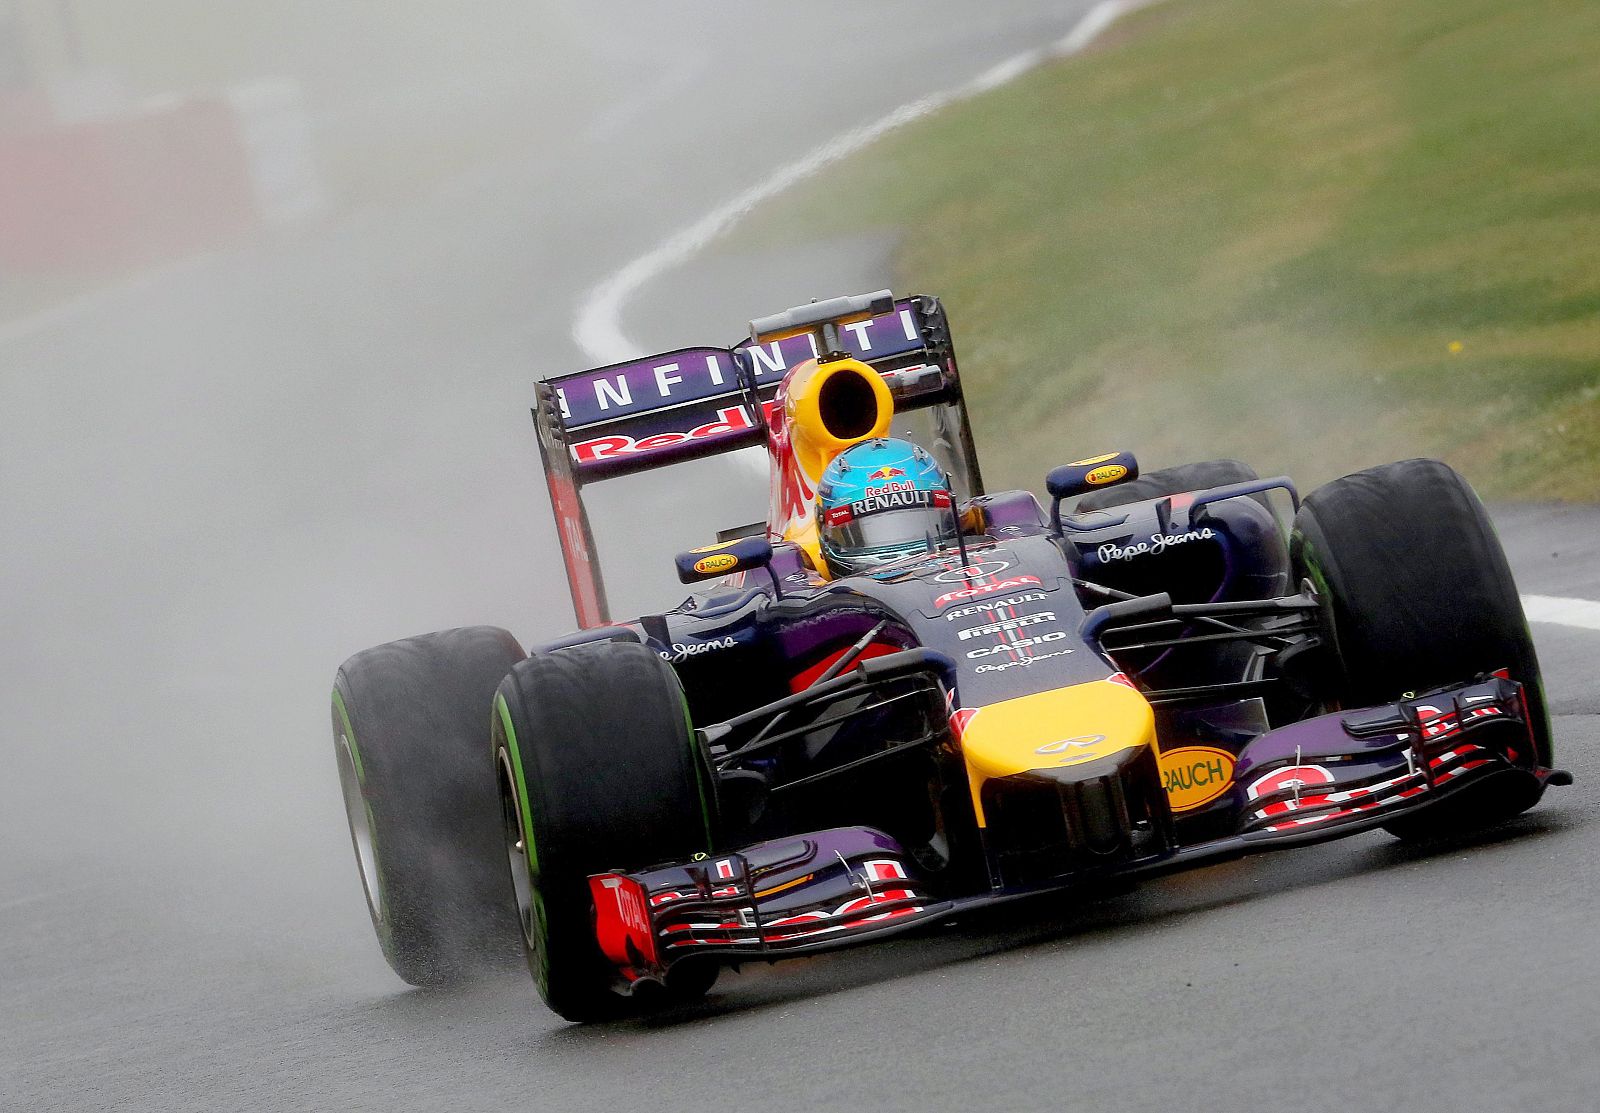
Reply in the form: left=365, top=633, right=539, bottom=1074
left=1076, top=458, right=1259, bottom=512
left=1290, top=459, right=1551, bottom=839
left=494, top=641, right=719, bottom=1022
left=332, top=626, right=526, bottom=986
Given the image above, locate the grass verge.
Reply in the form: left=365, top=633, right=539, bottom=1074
left=731, top=0, right=1600, bottom=499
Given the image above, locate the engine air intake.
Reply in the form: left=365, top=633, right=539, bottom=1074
left=818, top=368, right=881, bottom=439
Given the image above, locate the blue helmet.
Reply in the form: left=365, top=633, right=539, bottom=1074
left=817, top=438, right=956, bottom=577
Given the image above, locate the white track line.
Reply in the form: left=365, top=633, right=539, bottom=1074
left=1522, top=594, right=1600, bottom=632
left=572, top=0, right=1159, bottom=365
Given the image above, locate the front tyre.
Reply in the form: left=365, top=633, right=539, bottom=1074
left=494, top=641, right=719, bottom=1022
left=1291, top=459, right=1551, bottom=838
left=332, top=626, right=525, bottom=986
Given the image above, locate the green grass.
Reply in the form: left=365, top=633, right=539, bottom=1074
left=732, top=0, right=1600, bottom=499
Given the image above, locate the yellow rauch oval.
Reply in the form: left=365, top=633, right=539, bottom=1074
left=1159, top=746, right=1235, bottom=812
left=1086, top=464, right=1128, bottom=485
left=693, top=553, right=739, bottom=575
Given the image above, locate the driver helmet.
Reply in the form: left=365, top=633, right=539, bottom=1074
left=817, top=438, right=956, bottom=577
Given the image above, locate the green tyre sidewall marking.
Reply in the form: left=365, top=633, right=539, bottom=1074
left=331, top=687, right=364, bottom=780
left=678, top=690, right=715, bottom=854
left=496, top=672, right=712, bottom=1012
left=331, top=685, right=392, bottom=958
left=495, top=691, right=551, bottom=998
left=1291, top=529, right=1339, bottom=676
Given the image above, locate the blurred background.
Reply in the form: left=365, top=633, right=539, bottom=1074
left=2, top=0, right=509, bottom=282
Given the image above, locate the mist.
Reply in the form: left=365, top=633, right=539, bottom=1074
left=1, top=5, right=1116, bottom=1103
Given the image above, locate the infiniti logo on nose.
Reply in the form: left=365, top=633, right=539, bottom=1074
left=1034, top=734, right=1106, bottom=754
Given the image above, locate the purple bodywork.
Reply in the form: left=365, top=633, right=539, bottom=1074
left=590, top=673, right=1547, bottom=988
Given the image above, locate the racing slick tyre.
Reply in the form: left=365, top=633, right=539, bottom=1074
left=332, top=626, right=527, bottom=986
left=1076, top=458, right=1259, bottom=512
left=1290, top=458, right=1551, bottom=840
left=493, top=640, right=720, bottom=1023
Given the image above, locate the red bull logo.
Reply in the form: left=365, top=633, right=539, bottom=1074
left=867, top=466, right=906, bottom=480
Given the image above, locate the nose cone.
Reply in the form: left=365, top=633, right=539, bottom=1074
left=956, top=678, right=1156, bottom=824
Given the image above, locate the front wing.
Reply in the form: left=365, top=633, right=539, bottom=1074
left=589, top=676, right=1563, bottom=991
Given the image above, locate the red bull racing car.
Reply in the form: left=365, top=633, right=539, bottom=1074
left=331, top=290, right=1566, bottom=1021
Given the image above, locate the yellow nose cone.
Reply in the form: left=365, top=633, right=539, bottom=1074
left=956, top=678, right=1156, bottom=825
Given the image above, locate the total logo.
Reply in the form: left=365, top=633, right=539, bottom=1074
left=933, top=575, right=1042, bottom=609
left=595, top=875, right=650, bottom=934
left=965, top=631, right=1070, bottom=658
left=933, top=559, right=1011, bottom=584
left=659, top=635, right=736, bottom=662
left=957, top=611, right=1055, bottom=641
left=943, top=591, right=1048, bottom=622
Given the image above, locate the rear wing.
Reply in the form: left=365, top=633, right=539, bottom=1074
left=533, top=293, right=984, bottom=627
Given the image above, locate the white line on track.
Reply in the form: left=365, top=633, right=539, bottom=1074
left=572, top=0, right=1159, bottom=365
left=1522, top=594, right=1600, bottom=633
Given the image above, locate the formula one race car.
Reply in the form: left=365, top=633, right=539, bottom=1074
left=330, top=290, right=1567, bottom=1021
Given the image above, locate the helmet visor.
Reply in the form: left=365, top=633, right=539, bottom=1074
left=821, top=489, right=955, bottom=564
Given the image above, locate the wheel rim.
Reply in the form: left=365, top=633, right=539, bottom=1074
left=336, top=731, right=384, bottom=925
left=497, top=747, right=537, bottom=948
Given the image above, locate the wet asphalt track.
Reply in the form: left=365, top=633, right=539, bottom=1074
left=4, top=4, right=1599, bottom=1110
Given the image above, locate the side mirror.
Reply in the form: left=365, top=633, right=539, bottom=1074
left=1046, top=451, right=1139, bottom=501
left=1046, top=451, right=1139, bottom=534
left=675, top=536, right=774, bottom=585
